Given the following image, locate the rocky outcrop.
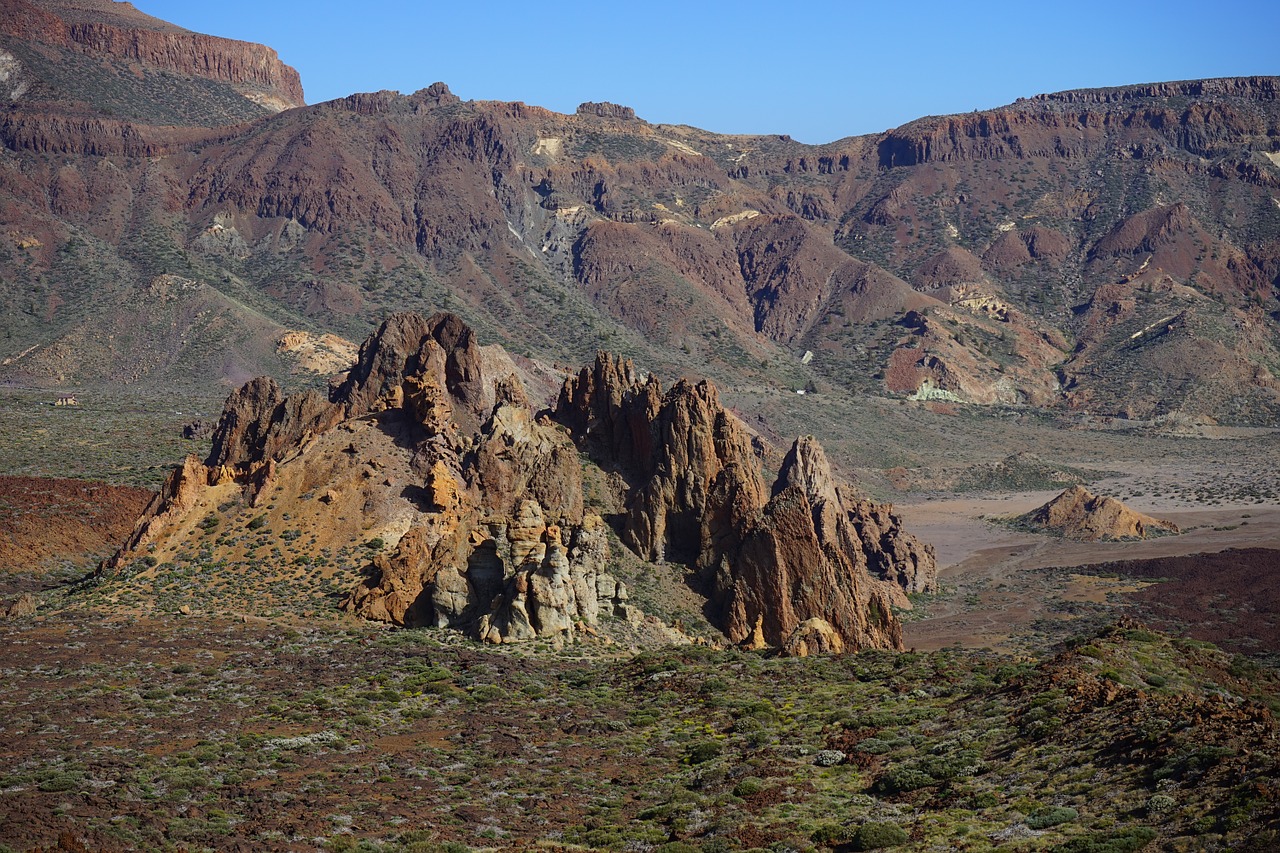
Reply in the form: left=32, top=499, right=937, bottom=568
left=557, top=353, right=937, bottom=651
left=555, top=351, right=665, bottom=479
left=1017, top=486, right=1180, bottom=541
left=345, top=489, right=632, bottom=642
left=777, top=437, right=936, bottom=596
left=2, top=592, right=37, bottom=619
left=576, top=102, right=636, bottom=121
left=98, top=454, right=217, bottom=576
left=1028, top=77, right=1280, bottom=107
left=324, top=313, right=633, bottom=641
left=557, top=352, right=764, bottom=570
left=782, top=617, right=845, bottom=657
left=103, top=311, right=635, bottom=646
left=203, top=378, right=341, bottom=500
left=714, top=436, right=929, bottom=649
left=343, top=380, right=613, bottom=642
left=621, top=379, right=764, bottom=570
left=100, top=316, right=940, bottom=653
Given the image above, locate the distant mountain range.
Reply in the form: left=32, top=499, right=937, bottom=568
left=2, top=0, right=1278, bottom=426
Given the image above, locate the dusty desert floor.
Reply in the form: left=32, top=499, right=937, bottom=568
left=898, top=481, right=1280, bottom=654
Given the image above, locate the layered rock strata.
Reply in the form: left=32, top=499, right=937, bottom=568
left=0, top=0, right=304, bottom=109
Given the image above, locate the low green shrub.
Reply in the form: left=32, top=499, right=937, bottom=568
left=1053, top=826, right=1157, bottom=852
left=854, top=821, right=908, bottom=850
left=684, top=741, right=721, bottom=765
left=811, top=822, right=854, bottom=845
left=875, top=765, right=934, bottom=794
left=1027, top=806, right=1078, bottom=829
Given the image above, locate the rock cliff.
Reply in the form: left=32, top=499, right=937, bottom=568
left=0, top=0, right=304, bottom=112
left=877, top=77, right=1280, bottom=167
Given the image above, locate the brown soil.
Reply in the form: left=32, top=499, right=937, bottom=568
left=0, top=476, right=152, bottom=589
left=0, top=615, right=682, bottom=851
left=899, top=491, right=1280, bottom=655
left=1075, top=548, right=1280, bottom=658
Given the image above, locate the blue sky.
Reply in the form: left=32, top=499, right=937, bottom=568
left=133, top=0, right=1278, bottom=144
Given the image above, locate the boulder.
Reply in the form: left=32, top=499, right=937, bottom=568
left=3, top=593, right=37, bottom=620
left=783, top=618, right=846, bottom=657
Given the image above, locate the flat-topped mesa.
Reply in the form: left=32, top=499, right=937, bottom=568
left=1025, top=76, right=1280, bottom=107
left=576, top=101, right=637, bottom=121
left=877, top=76, right=1280, bottom=167
left=555, top=352, right=938, bottom=651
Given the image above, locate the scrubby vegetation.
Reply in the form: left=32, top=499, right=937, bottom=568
left=1, top=613, right=1276, bottom=850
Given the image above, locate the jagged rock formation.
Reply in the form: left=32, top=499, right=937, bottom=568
left=1017, top=486, right=1180, bottom=541
left=102, top=316, right=938, bottom=653
left=716, top=437, right=910, bottom=650
left=556, top=352, right=937, bottom=650
left=103, top=312, right=635, bottom=644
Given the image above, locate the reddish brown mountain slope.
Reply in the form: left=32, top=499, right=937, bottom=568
left=0, top=0, right=1276, bottom=428
left=0, top=476, right=151, bottom=580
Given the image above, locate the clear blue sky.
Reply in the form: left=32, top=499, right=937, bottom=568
left=133, top=0, right=1278, bottom=144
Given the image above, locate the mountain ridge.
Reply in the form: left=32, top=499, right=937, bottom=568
left=0, top=0, right=1277, bottom=445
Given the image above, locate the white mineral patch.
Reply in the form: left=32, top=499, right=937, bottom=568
left=710, top=210, right=760, bottom=230
left=0, top=51, right=27, bottom=101
left=532, top=137, right=563, bottom=157
left=909, top=380, right=963, bottom=403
